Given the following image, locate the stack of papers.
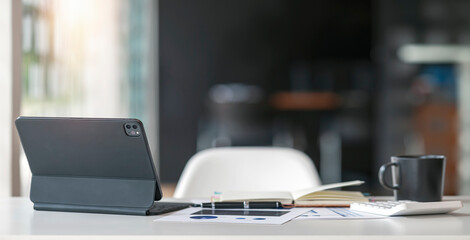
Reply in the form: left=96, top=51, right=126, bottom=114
left=155, top=206, right=385, bottom=225
left=155, top=207, right=309, bottom=225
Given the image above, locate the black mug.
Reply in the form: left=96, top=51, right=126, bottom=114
left=378, top=155, right=446, bottom=202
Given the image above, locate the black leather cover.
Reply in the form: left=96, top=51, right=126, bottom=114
left=16, top=117, right=163, bottom=215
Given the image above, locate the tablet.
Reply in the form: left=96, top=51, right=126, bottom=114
left=16, top=117, right=187, bottom=215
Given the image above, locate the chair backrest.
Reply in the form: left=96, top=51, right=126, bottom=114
left=173, top=147, right=321, bottom=198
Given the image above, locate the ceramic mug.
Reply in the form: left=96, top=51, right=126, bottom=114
left=379, top=155, right=445, bottom=202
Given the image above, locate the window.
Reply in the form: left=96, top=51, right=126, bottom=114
left=20, top=0, right=158, bottom=195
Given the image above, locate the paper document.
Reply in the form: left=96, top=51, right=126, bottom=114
left=295, top=208, right=386, bottom=220
left=155, top=207, right=309, bottom=225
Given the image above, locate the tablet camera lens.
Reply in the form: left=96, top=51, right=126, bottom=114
left=124, top=123, right=140, bottom=136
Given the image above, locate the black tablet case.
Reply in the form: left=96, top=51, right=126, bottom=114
left=15, top=117, right=163, bottom=215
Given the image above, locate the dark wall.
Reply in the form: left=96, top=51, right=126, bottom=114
left=159, top=0, right=371, bottom=182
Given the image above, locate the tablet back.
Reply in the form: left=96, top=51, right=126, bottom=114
left=16, top=117, right=163, bottom=215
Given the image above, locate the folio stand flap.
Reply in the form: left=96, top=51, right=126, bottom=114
left=30, top=175, right=156, bottom=215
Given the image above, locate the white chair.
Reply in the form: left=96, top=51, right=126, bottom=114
left=173, top=147, right=321, bottom=199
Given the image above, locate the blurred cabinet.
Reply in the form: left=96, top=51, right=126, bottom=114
left=413, top=103, right=457, bottom=195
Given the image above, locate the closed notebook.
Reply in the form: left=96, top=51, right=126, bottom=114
left=218, top=180, right=368, bottom=207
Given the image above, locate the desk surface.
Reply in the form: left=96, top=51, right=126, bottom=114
left=1, top=197, right=470, bottom=239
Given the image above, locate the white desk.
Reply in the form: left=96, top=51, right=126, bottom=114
left=1, top=197, right=470, bottom=240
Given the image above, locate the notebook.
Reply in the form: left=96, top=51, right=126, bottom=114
left=217, top=180, right=368, bottom=207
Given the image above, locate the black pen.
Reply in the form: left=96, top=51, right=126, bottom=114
left=196, top=201, right=283, bottom=209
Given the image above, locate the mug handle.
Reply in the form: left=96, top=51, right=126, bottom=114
left=378, top=162, right=399, bottom=191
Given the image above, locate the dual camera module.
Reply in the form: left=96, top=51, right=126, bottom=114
left=124, top=123, right=141, bottom=137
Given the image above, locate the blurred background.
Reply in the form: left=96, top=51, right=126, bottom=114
left=1, top=0, right=470, bottom=197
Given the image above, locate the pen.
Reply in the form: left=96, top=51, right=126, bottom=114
left=196, top=201, right=283, bottom=209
